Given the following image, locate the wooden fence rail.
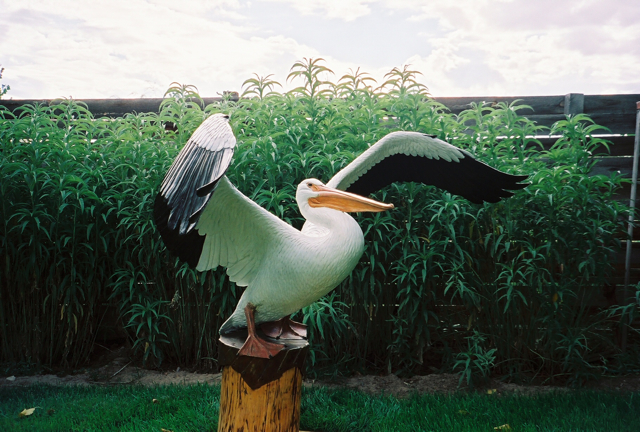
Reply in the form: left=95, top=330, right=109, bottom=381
left=2, top=93, right=637, bottom=160
left=2, top=92, right=638, bottom=291
left=2, top=92, right=637, bottom=132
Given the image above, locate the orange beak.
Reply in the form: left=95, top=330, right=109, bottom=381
left=308, top=184, right=394, bottom=213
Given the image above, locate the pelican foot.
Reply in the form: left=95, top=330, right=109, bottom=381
left=237, top=333, right=284, bottom=359
left=237, top=302, right=285, bottom=359
left=261, top=317, right=308, bottom=340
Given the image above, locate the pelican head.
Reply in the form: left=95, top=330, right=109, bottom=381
left=296, top=178, right=393, bottom=222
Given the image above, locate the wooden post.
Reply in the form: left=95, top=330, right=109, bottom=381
left=217, top=330, right=309, bottom=432
left=564, top=93, right=584, bottom=116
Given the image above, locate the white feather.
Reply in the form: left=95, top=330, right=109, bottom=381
left=195, top=177, right=366, bottom=330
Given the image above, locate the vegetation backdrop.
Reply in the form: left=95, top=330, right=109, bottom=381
left=1, top=59, right=637, bottom=386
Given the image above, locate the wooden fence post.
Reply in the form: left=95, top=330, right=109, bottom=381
left=564, top=93, right=585, bottom=116
left=217, top=331, right=309, bottom=432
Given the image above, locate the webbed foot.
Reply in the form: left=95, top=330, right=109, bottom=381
left=237, top=303, right=284, bottom=359
left=261, top=316, right=308, bottom=340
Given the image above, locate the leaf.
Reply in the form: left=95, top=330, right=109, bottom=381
left=161, top=429, right=174, bottom=432
left=494, top=424, right=512, bottom=431
left=458, top=409, right=470, bottom=415
left=487, top=389, right=497, bottom=395
left=19, top=407, right=37, bottom=417
left=152, top=398, right=159, bottom=404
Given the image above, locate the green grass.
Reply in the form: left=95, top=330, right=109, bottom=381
left=1, top=384, right=638, bottom=431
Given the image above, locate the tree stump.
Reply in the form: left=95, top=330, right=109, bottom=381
left=217, top=329, right=309, bottom=432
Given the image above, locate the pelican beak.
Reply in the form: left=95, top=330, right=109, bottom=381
left=308, top=184, right=394, bottom=213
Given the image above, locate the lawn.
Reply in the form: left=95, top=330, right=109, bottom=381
left=1, top=384, right=638, bottom=431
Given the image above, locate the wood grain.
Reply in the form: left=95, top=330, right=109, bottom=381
left=217, top=329, right=308, bottom=431
left=218, top=365, right=303, bottom=432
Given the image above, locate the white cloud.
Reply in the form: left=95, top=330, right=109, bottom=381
left=379, top=0, right=640, bottom=96
left=0, top=0, right=638, bottom=98
left=0, top=0, right=321, bottom=98
left=262, top=0, right=374, bottom=21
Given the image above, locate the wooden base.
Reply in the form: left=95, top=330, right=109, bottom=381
left=217, top=328, right=309, bottom=432
left=218, top=366, right=303, bottom=432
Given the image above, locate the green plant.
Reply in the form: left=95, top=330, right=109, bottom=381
left=298, top=292, right=356, bottom=375
left=454, top=331, right=497, bottom=387
left=287, top=57, right=335, bottom=99
left=0, top=59, right=633, bottom=384
left=548, top=113, right=610, bottom=171
left=125, top=299, right=172, bottom=366
left=241, top=73, right=282, bottom=100
left=0, top=66, right=9, bottom=99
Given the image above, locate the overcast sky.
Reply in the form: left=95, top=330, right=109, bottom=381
left=1, top=0, right=639, bottom=99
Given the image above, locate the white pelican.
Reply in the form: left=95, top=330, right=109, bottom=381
left=154, top=113, right=527, bottom=358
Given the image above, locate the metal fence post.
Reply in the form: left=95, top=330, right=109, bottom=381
left=622, top=102, right=640, bottom=352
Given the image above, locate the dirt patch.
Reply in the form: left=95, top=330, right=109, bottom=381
left=1, top=366, right=222, bottom=388
left=3, top=350, right=640, bottom=397
left=584, top=375, right=640, bottom=393
left=0, top=346, right=223, bottom=388
left=305, top=373, right=579, bottom=398
left=305, top=373, right=462, bottom=398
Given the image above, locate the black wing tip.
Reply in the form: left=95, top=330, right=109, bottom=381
left=503, top=174, right=530, bottom=193
left=512, top=174, right=530, bottom=184
left=511, top=182, right=530, bottom=191
left=480, top=173, right=530, bottom=204
left=154, top=194, right=204, bottom=268
left=504, top=173, right=530, bottom=188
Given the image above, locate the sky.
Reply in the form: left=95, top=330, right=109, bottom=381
left=1, top=0, right=639, bottom=99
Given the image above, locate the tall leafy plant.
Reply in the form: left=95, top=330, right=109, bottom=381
left=0, top=66, right=9, bottom=99
left=0, top=59, right=633, bottom=384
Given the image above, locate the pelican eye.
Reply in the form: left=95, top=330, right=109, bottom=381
left=307, top=182, right=314, bottom=188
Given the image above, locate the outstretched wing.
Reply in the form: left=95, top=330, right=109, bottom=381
left=326, top=131, right=528, bottom=204
left=154, top=113, right=300, bottom=279
left=194, top=177, right=300, bottom=284
left=154, top=113, right=236, bottom=267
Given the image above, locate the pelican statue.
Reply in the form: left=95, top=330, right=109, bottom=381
left=154, top=113, right=527, bottom=358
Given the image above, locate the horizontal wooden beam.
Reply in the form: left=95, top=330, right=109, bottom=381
left=534, top=135, right=636, bottom=156
left=2, top=93, right=638, bottom=130
left=432, top=93, right=640, bottom=134
left=0, top=96, right=235, bottom=118
left=592, top=156, right=637, bottom=177
left=431, top=95, right=567, bottom=115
